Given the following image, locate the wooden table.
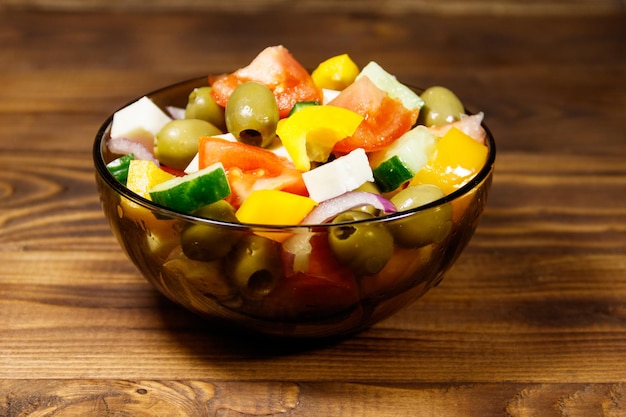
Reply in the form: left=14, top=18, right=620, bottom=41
left=1, top=9, right=625, bottom=416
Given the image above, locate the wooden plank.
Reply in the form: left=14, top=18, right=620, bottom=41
left=2, top=243, right=626, bottom=381
left=1, top=381, right=625, bottom=416
left=0, top=0, right=623, bottom=15
left=0, top=9, right=625, bottom=415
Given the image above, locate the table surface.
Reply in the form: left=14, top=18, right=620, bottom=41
left=1, top=9, right=625, bottom=416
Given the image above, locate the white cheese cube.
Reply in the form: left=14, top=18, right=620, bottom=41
left=110, top=96, right=172, bottom=149
left=322, top=88, right=341, bottom=104
left=303, top=148, right=374, bottom=203
left=184, top=153, right=200, bottom=174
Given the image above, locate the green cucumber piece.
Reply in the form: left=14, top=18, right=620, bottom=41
left=371, top=126, right=437, bottom=192
left=106, top=153, right=135, bottom=185
left=287, top=101, right=320, bottom=117
left=149, top=162, right=231, bottom=213
left=357, top=61, right=424, bottom=111
left=373, top=155, right=414, bottom=193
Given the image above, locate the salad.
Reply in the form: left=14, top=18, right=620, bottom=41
left=103, top=45, right=490, bottom=322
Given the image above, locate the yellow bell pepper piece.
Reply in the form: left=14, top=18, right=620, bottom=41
left=410, top=127, right=488, bottom=195
left=126, top=159, right=175, bottom=200
left=236, top=189, right=317, bottom=242
left=276, top=105, right=363, bottom=171
left=121, top=159, right=178, bottom=253
left=311, top=54, right=360, bottom=91
left=236, top=189, right=316, bottom=225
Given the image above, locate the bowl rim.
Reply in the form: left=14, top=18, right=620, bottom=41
left=93, top=75, right=496, bottom=232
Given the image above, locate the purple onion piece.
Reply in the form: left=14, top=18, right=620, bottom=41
left=302, top=191, right=396, bottom=225
left=107, top=137, right=159, bottom=165
left=166, top=106, right=186, bottom=120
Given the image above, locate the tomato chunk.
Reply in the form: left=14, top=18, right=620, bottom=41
left=260, top=234, right=360, bottom=320
left=198, top=137, right=307, bottom=207
left=210, top=45, right=322, bottom=118
left=329, top=76, right=419, bottom=154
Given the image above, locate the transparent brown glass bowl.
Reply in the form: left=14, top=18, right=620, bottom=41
left=93, top=76, right=496, bottom=338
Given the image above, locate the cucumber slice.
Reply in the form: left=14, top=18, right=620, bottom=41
left=370, top=126, right=437, bottom=192
left=357, top=61, right=424, bottom=111
left=373, top=155, right=414, bottom=193
left=287, top=101, right=320, bottom=117
left=149, top=162, right=231, bottom=213
left=106, top=153, right=135, bottom=185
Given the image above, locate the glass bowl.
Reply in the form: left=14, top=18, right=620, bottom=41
left=93, top=76, right=495, bottom=338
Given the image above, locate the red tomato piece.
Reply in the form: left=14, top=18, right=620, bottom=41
left=261, top=234, right=360, bottom=320
left=329, top=76, right=419, bottom=154
left=158, top=165, right=186, bottom=177
left=198, top=137, right=307, bottom=207
left=210, top=45, right=322, bottom=118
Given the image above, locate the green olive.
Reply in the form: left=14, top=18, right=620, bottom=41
left=389, top=184, right=452, bottom=247
left=185, top=86, right=226, bottom=131
left=353, top=182, right=383, bottom=215
left=180, top=200, right=241, bottom=262
left=355, top=181, right=381, bottom=195
left=226, top=234, right=283, bottom=299
left=225, top=82, right=279, bottom=148
left=154, top=118, right=221, bottom=170
left=162, top=247, right=235, bottom=302
left=418, top=86, right=465, bottom=127
left=350, top=204, right=379, bottom=216
left=328, top=210, right=394, bottom=276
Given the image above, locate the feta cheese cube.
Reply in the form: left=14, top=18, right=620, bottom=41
left=303, top=148, right=374, bottom=203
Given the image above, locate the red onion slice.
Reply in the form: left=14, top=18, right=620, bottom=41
left=107, top=137, right=159, bottom=165
left=429, top=112, right=486, bottom=144
left=301, top=191, right=396, bottom=225
left=282, top=233, right=314, bottom=272
left=166, top=106, right=186, bottom=120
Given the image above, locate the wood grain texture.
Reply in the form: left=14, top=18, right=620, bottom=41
left=1, top=381, right=625, bottom=416
left=1, top=8, right=625, bottom=416
left=0, top=0, right=624, bottom=15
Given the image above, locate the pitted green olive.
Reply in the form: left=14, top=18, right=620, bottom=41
left=328, top=210, right=394, bottom=276
left=418, top=86, right=465, bottom=127
left=180, top=200, right=241, bottom=262
left=226, top=234, right=283, bottom=299
left=389, top=184, right=452, bottom=247
left=185, top=86, right=226, bottom=131
left=225, top=82, right=279, bottom=148
left=154, top=118, right=221, bottom=170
